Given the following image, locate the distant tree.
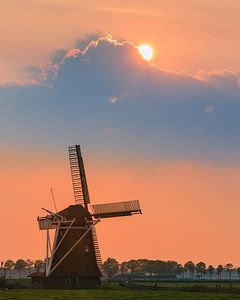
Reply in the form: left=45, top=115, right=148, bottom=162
left=141, top=259, right=158, bottom=276
left=4, top=260, right=15, bottom=279
left=164, top=261, right=178, bottom=277
left=195, top=262, right=207, bottom=280
left=176, top=263, right=185, bottom=279
left=156, top=260, right=165, bottom=276
left=25, top=259, right=34, bottom=274
left=136, top=259, right=149, bottom=276
left=120, top=262, right=129, bottom=275
left=126, top=260, right=139, bottom=277
left=225, top=263, right=234, bottom=280
left=14, top=259, right=26, bottom=278
left=236, top=267, right=240, bottom=280
left=145, top=260, right=163, bottom=276
left=184, top=261, right=195, bottom=279
left=216, top=265, right=224, bottom=280
left=34, top=259, right=44, bottom=272
left=207, top=265, right=215, bottom=280
left=103, top=258, right=119, bottom=281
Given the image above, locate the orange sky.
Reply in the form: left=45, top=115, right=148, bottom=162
left=1, top=151, right=240, bottom=266
left=1, top=0, right=240, bottom=267
left=0, top=0, right=240, bottom=82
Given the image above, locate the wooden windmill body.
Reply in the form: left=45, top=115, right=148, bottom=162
left=31, top=145, right=141, bottom=288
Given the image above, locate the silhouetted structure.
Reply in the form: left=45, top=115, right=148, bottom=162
left=30, top=145, right=141, bottom=288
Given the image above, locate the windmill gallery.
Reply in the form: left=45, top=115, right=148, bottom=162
left=29, top=145, right=142, bottom=288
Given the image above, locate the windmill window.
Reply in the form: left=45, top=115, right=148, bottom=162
left=85, top=245, right=89, bottom=254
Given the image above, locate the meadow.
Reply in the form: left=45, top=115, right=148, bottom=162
left=1, top=289, right=240, bottom=300
left=2, top=283, right=240, bottom=300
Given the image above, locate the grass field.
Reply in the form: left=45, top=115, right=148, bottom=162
left=1, top=289, right=240, bottom=300
left=2, top=284, right=240, bottom=300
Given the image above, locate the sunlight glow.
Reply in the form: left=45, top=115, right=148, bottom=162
left=138, top=44, right=153, bottom=61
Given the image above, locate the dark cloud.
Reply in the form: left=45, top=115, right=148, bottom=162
left=197, top=70, right=240, bottom=91
left=0, top=35, right=240, bottom=162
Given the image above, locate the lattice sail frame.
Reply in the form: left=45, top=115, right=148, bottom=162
left=68, top=145, right=90, bottom=207
left=91, top=227, right=103, bottom=270
left=91, top=200, right=142, bottom=218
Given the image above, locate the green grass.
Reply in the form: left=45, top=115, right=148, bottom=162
left=2, top=282, right=240, bottom=300
left=1, top=288, right=240, bottom=300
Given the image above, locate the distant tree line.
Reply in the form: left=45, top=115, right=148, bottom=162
left=0, top=259, right=44, bottom=278
left=103, top=258, right=240, bottom=281
left=1, top=258, right=239, bottom=281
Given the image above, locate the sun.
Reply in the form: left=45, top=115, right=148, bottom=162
left=138, top=44, right=153, bottom=61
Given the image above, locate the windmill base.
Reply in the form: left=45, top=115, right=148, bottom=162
left=30, top=273, right=101, bottom=289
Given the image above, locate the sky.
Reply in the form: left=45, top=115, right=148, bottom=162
left=0, top=0, right=240, bottom=266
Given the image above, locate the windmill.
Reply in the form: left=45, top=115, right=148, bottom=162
left=31, top=145, right=142, bottom=288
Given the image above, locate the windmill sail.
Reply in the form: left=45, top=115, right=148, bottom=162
left=91, top=227, right=103, bottom=272
left=68, top=145, right=90, bottom=207
left=91, top=200, right=141, bottom=218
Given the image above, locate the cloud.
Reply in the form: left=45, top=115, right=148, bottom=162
left=0, top=35, right=240, bottom=162
left=35, top=36, right=240, bottom=101
left=64, top=48, right=81, bottom=58
left=109, top=96, right=118, bottom=104
left=205, top=106, right=214, bottom=113
left=196, top=70, right=240, bottom=90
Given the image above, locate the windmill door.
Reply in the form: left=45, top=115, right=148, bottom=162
left=70, top=272, right=78, bottom=285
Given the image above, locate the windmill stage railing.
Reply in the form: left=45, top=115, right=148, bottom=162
left=91, top=200, right=141, bottom=218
